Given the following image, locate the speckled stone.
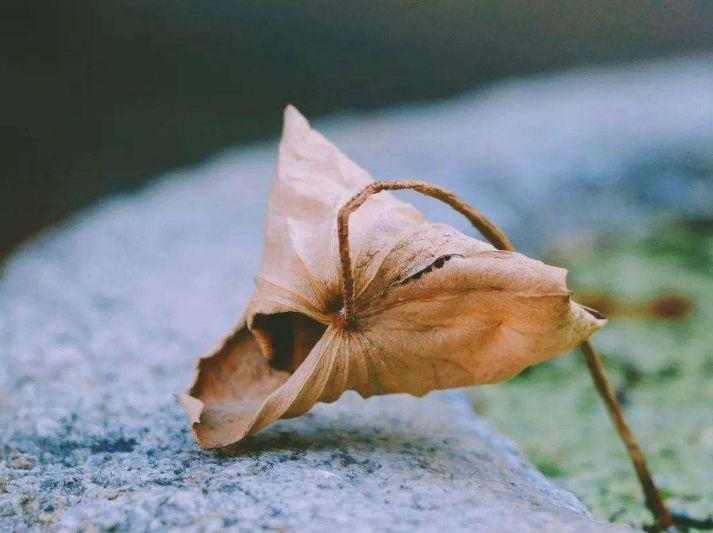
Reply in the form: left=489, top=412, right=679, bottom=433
left=4, top=55, right=711, bottom=531
left=0, top=199, right=623, bottom=533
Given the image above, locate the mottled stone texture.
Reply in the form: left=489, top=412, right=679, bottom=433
left=0, top=149, right=619, bottom=533
left=4, top=55, right=710, bottom=531
left=0, top=174, right=624, bottom=533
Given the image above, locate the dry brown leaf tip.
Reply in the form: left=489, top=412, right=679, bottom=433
left=180, top=104, right=605, bottom=449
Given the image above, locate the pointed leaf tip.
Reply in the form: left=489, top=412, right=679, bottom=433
left=282, top=104, right=310, bottom=136
left=177, top=393, right=204, bottom=426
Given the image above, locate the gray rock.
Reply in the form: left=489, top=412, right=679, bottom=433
left=4, top=54, right=710, bottom=531
left=1, top=389, right=621, bottom=532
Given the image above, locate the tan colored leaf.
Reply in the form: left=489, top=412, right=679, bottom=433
left=180, top=105, right=605, bottom=449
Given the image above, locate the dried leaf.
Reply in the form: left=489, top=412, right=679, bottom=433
left=180, top=105, right=605, bottom=448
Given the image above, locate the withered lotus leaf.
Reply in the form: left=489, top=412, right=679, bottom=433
left=179, top=105, right=605, bottom=449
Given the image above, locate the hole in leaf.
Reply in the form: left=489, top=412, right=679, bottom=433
left=251, top=312, right=326, bottom=372
left=399, top=254, right=463, bottom=286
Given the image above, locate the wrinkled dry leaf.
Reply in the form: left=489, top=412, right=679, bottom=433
left=179, top=105, right=605, bottom=449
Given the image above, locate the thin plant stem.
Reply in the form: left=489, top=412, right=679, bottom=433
left=336, top=179, right=673, bottom=529
left=336, top=180, right=513, bottom=325
left=580, top=340, right=672, bottom=529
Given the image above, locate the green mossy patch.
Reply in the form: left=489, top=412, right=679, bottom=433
left=472, top=220, right=713, bottom=528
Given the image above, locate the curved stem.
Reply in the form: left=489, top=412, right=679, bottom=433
left=336, top=180, right=513, bottom=325
left=335, top=179, right=672, bottom=529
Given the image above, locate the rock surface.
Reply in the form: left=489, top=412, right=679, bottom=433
left=4, top=54, right=712, bottom=531
left=0, top=168, right=621, bottom=533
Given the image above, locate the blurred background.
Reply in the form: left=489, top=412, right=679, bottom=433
left=3, top=1, right=713, bottom=258
left=2, top=1, right=712, bottom=528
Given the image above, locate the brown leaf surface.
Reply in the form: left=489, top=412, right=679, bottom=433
left=180, top=105, right=605, bottom=448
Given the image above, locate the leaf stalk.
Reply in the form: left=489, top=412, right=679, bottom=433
left=336, top=179, right=672, bottom=529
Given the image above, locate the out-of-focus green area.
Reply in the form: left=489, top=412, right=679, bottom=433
left=472, top=220, right=713, bottom=527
